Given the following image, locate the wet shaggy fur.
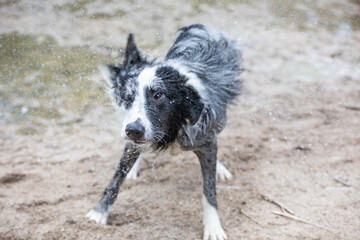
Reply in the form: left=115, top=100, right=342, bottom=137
left=106, top=24, right=241, bottom=150
left=87, top=24, right=242, bottom=240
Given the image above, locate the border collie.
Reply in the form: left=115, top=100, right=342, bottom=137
left=86, top=24, right=242, bottom=240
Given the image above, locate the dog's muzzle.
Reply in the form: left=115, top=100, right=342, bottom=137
left=125, top=119, right=146, bottom=143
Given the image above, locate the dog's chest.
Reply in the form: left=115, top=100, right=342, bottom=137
left=176, top=125, right=217, bottom=151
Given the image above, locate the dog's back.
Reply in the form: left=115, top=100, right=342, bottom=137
left=166, top=24, right=242, bottom=108
left=165, top=24, right=242, bottom=141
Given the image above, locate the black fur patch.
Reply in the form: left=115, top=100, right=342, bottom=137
left=143, top=66, right=204, bottom=150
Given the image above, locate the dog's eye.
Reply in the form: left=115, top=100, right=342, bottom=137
left=153, top=92, right=164, bottom=100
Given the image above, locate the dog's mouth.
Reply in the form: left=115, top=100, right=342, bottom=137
left=134, top=139, right=149, bottom=144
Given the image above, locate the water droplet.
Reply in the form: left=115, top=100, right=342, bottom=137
left=21, top=106, right=28, bottom=114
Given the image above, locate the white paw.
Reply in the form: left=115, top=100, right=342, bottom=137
left=126, top=154, right=142, bottom=181
left=216, top=160, right=232, bottom=181
left=86, top=209, right=109, bottom=225
left=203, top=224, right=227, bottom=240
left=202, top=195, right=227, bottom=240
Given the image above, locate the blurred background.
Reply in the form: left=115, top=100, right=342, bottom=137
left=0, top=0, right=359, bottom=239
left=1, top=0, right=359, bottom=135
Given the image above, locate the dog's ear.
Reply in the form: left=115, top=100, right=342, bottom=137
left=183, top=88, right=204, bottom=125
left=123, top=33, right=142, bottom=67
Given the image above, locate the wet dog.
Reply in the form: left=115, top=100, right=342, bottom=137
left=86, top=24, right=242, bottom=240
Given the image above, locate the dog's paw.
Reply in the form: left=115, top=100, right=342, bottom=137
left=202, top=195, right=227, bottom=240
left=216, top=161, right=232, bottom=181
left=86, top=209, right=109, bottom=225
left=203, top=225, right=227, bottom=240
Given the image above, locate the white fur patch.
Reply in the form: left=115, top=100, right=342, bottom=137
left=216, top=160, right=233, bottom=181
left=166, top=61, right=208, bottom=102
left=126, top=154, right=143, bottom=180
left=86, top=206, right=112, bottom=225
left=202, top=195, right=227, bottom=240
left=98, top=65, right=124, bottom=111
left=121, top=67, right=157, bottom=139
left=203, top=26, right=223, bottom=42
left=138, top=67, right=157, bottom=89
left=98, top=65, right=113, bottom=88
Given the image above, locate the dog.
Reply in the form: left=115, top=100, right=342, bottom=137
left=86, top=24, right=242, bottom=240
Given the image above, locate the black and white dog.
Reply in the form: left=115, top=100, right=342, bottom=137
left=86, top=24, right=242, bottom=240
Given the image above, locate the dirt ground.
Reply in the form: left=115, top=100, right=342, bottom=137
left=1, top=0, right=360, bottom=239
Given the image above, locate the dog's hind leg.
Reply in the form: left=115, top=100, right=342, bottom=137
left=86, top=142, right=141, bottom=224
left=216, top=160, right=232, bottom=181
left=126, top=153, right=143, bottom=180
left=194, top=139, right=227, bottom=240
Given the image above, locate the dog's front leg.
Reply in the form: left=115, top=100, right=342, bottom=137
left=194, top=139, right=227, bottom=240
left=86, top=142, right=141, bottom=224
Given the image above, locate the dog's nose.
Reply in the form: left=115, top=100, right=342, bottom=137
left=125, top=121, right=145, bottom=141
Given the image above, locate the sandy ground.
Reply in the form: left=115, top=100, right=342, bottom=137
left=1, top=0, right=360, bottom=239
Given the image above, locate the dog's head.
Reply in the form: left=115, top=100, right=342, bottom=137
left=103, top=34, right=204, bottom=149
